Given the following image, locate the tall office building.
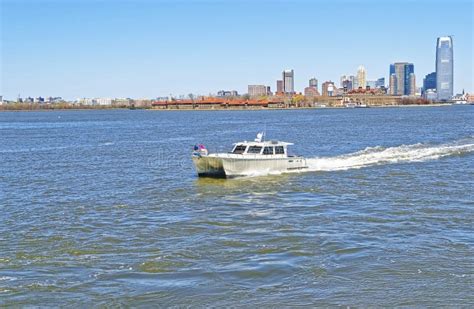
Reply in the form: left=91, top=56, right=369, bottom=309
left=357, top=66, right=366, bottom=89
left=283, top=69, right=294, bottom=94
left=436, top=36, right=454, bottom=100
left=389, top=62, right=415, bottom=95
left=309, top=77, right=318, bottom=89
left=276, top=80, right=283, bottom=93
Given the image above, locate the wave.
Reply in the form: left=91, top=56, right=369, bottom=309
left=305, top=139, right=474, bottom=172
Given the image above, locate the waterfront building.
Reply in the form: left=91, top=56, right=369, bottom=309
left=357, top=66, right=366, bottom=89
left=248, top=85, right=270, bottom=97
left=375, top=77, right=385, bottom=88
left=283, top=69, right=294, bottom=94
left=436, top=36, right=454, bottom=100
left=322, top=81, right=336, bottom=97
left=389, top=62, right=415, bottom=96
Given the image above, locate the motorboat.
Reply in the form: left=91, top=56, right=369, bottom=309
left=192, top=133, right=308, bottom=178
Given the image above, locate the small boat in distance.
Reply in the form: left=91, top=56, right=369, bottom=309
left=192, top=133, right=308, bottom=178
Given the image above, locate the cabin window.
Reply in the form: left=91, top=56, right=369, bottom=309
left=247, top=146, right=262, bottom=154
left=275, top=146, right=285, bottom=154
left=233, top=145, right=247, bottom=154
left=263, top=146, right=274, bottom=155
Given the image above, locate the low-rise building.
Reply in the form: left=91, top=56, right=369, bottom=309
left=248, top=85, right=270, bottom=97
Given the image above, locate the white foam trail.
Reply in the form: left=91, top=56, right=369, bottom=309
left=307, top=140, right=474, bottom=172
left=228, top=138, right=474, bottom=178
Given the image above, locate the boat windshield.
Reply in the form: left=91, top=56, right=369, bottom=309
left=247, top=146, right=262, bottom=154
left=233, top=145, right=247, bottom=154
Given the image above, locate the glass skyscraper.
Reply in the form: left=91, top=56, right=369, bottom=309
left=436, top=36, right=453, bottom=100
left=389, top=62, right=415, bottom=95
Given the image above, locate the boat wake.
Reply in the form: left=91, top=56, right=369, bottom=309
left=305, top=138, right=474, bottom=172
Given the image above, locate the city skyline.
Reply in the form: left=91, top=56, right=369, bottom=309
left=1, top=0, right=473, bottom=100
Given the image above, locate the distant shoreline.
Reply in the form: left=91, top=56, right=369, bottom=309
left=0, top=103, right=460, bottom=112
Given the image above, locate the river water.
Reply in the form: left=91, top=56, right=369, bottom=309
left=1, top=106, right=473, bottom=306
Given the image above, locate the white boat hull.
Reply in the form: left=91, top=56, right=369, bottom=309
left=192, top=155, right=308, bottom=178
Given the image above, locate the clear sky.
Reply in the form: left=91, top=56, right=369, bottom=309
left=1, top=0, right=473, bottom=100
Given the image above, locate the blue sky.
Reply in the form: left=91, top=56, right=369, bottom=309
left=1, top=0, right=473, bottom=100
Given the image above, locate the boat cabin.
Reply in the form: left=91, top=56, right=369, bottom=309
left=230, top=140, right=293, bottom=156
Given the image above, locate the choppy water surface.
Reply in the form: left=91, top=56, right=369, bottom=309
left=1, top=106, right=473, bottom=306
